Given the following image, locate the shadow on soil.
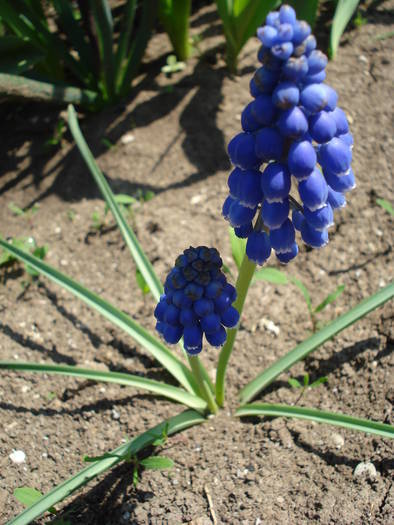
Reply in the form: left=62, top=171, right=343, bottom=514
left=0, top=41, right=231, bottom=210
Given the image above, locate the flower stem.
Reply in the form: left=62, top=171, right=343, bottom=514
left=215, top=254, right=256, bottom=406
left=188, top=356, right=218, bottom=414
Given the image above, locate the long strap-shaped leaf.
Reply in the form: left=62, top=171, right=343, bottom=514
left=7, top=410, right=205, bottom=525
left=0, top=73, right=99, bottom=107
left=330, top=0, right=360, bottom=58
left=239, top=282, right=394, bottom=404
left=0, top=362, right=206, bottom=411
left=89, top=0, right=115, bottom=100
left=68, top=105, right=163, bottom=302
left=236, top=403, right=394, bottom=439
left=0, top=238, right=198, bottom=395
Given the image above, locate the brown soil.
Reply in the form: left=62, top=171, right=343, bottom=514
left=0, top=3, right=393, bottom=524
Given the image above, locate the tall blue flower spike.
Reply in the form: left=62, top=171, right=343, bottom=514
left=223, top=4, right=355, bottom=265
left=155, top=247, right=239, bottom=355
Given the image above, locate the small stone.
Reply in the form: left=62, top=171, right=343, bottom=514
left=121, top=133, right=135, bottom=145
left=9, top=450, right=26, bottom=464
left=353, top=461, right=377, bottom=478
left=259, top=318, right=280, bottom=336
left=358, top=54, right=368, bottom=63
left=111, top=408, right=120, bottom=420
left=190, top=194, right=203, bottom=205
left=122, top=511, right=131, bottom=520
left=332, top=433, right=344, bottom=449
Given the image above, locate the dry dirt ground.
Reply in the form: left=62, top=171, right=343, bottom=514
left=0, top=2, right=393, bottom=524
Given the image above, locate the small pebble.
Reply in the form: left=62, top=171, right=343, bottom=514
left=121, top=133, right=135, bottom=145
left=122, top=511, right=131, bottom=520
left=332, top=433, right=345, bottom=449
left=353, top=461, right=377, bottom=478
left=9, top=450, right=26, bottom=464
left=111, top=408, right=120, bottom=420
left=259, top=318, right=280, bottom=336
left=190, top=194, right=203, bottom=205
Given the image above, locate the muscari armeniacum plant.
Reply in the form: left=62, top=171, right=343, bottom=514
left=1, top=6, right=393, bottom=524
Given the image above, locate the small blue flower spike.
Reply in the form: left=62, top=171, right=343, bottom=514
left=155, top=246, right=239, bottom=355
left=223, top=4, right=355, bottom=264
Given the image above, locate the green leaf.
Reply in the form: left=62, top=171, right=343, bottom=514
left=68, top=105, right=163, bottom=302
left=330, top=0, right=361, bottom=58
left=136, top=269, right=150, bottom=295
left=313, top=285, right=345, bottom=314
left=0, top=238, right=198, bottom=396
left=0, top=73, right=99, bottom=108
left=303, top=372, right=309, bottom=387
left=310, top=376, right=328, bottom=388
left=114, top=0, right=137, bottom=87
left=0, top=361, right=207, bottom=411
left=288, top=378, right=302, bottom=389
left=229, top=227, right=246, bottom=270
left=239, top=282, right=394, bottom=404
left=8, top=202, right=25, bottom=216
left=236, top=403, right=394, bottom=439
left=14, top=487, right=56, bottom=514
left=253, top=267, right=289, bottom=285
left=287, top=0, right=319, bottom=27
left=89, top=0, right=115, bottom=100
left=158, top=0, right=191, bottom=61
left=376, top=198, right=394, bottom=216
left=140, top=455, right=174, bottom=470
left=118, top=0, right=157, bottom=95
left=290, top=276, right=312, bottom=313
left=7, top=410, right=205, bottom=525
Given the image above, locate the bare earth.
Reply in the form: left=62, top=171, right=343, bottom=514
left=0, top=2, right=393, bottom=524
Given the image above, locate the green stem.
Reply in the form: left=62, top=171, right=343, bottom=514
left=215, top=254, right=256, bottom=406
left=189, top=356, right=218, bottom=414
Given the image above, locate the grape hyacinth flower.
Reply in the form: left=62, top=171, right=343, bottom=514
left=154, top=246, right=239, bottom=355
left=223, top=4, right=355, bottom=265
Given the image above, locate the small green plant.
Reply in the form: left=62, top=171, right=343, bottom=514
left=14, top=488, right=56, bottom=516
left=8, top=203, right=40, bottom=224
left=161, top=54, right=186, bottom=75
left=84, top=428, right=173, bottom=488
left=0, top=236, right=48, bottom=282
left=376, top=198, right=394, bottom=216
left=45, top=119, right=66, bottom=149
left=101, top=137, right=115, bottom=150
left=288, top=373, right=328, bottom=404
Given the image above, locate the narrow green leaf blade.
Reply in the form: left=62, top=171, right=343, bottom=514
left=330, top=0, right=360, bottom=58
left=7, top=410, right=205, bottom=525
left=229, top=227, right=246, bottom=270
left=89, top=0, right=115, bottom=99
left=314, top=285, right=345, bottom=314
left=290, top=276, right=312, bottom=312
left=236, top=403, right=394, bottom=439
left=0, top=238, right=197, bottom=395
left=14, top=488, right=44, bottom=508
left=288, top=378, right=301, bottom=388
left=376, top=198, right=394, bottom=216
left=239, top=282, right=394, bottom=404
left=0, top=362, right=207, bottom=411
left=0, top=73, right=99, bottom=107
left=287, top=0, right=319, bottom=27
left=67, top=105, right=163, bottom=302
left=253, top=267, right=289, bottom=285
left=140, top=456, right=174, bottom=470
